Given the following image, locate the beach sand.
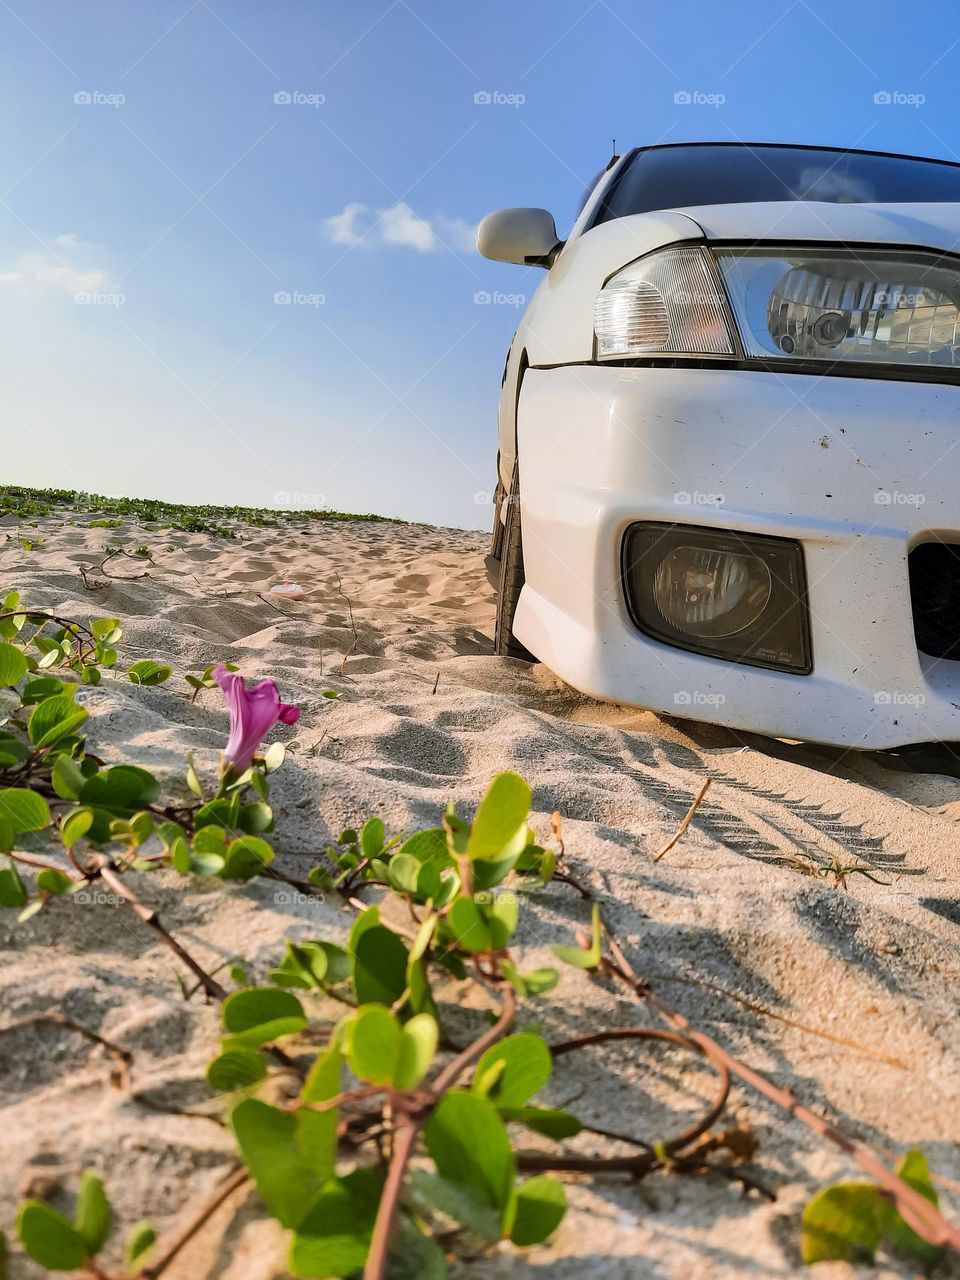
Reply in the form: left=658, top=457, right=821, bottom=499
left=1, top=511, right=959, bottom=1279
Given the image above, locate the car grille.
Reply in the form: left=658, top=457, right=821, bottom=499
left=910, top=541, right=960, bottom=659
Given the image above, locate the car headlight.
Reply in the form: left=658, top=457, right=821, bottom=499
left=621, top=523, right=811, bottom=673
left=594, top=246, right=734, bottom=358
left=716, top=246, right=960, bottom=368
left=595, top=244, right=960, bottom=371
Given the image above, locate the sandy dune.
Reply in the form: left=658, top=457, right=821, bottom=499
left=1, top=511, right=959, bottom=1279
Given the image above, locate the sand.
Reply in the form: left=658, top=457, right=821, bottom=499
left=1, top=510, right=959, bottom=1279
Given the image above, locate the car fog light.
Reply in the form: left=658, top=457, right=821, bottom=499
left=622, top=523, right=811, bottom=674
left=652, top=545, right=772, bottom=639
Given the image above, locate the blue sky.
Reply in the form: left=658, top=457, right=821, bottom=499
left=2, top=0, right=960, bottom=527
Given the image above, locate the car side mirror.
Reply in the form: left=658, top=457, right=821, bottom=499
left=477, top=207, right=562, bottom=267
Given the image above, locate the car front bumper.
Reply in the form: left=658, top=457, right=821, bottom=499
left=514, top=364, right=960, bottom=749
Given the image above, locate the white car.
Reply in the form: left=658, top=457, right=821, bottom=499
left=479, top=141, right=960, bottom=750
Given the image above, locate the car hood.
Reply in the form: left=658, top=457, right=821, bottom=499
left=670, top=201, right=960, bottom=251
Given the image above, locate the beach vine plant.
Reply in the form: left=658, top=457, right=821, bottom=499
left=0, top=592, right=957, bottom=1277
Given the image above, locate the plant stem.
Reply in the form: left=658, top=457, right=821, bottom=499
left=96, top=860, right=227, bottom=1001
left=600, top=939, right=960, bottom=1252
left=362, top=982, right=517, bottom=1280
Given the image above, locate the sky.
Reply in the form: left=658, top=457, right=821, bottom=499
left=2, top=1, right=960, bottom=529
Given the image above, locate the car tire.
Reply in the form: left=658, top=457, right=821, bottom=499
left=494, top=463, right=535, bottom=661
left=490, top=474, right=505, bottom=561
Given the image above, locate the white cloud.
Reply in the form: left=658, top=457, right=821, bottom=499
left=379, top=202, right=436, bottom=251
left=322, top=202, right=369, bottom=245
left=321, top=202, right=476, bottom=254
left=0, top=234, right=110, bottom=294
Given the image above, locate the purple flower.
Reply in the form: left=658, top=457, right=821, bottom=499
left=213, top=666, right=300, bottom=774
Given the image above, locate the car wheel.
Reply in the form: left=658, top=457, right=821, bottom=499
left=494, top=463, right=535, bottom=661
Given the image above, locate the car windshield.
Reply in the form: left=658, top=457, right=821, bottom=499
left=589, top=144, right=960, bottom=226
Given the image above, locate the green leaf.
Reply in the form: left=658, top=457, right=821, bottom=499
left=206, top=1048, right=267, bottom=1092
left=473, top=1033, right=551, bottom=1108
left=74, top=1170, right=112, bottom=1255
left=0, top=737, right=28, bottom=768
left=389, top=1217, right=449, bottom=1279
left=550, top=903, right=602, bottom=970
left=52, top=755, right=86, bottom=801
left=0, top=643, right=27, bottom=688
left=353, top=924, right=409, bottom=1006
left=423, top=1090, right=515, bottom=1219
left=271, top=940, right=348, bottom=990
left=347, top=1004, right=401, bottom=1084
left=222, top=987, right=307, bottom=1047
left=91, top=617, right=121, bottom=640
left=0, top=815, right=12, bottom=854
left=289, top=1168, right=380, bottom=1278
left=262, top=741, right=285, bottom=772
left=801, top=1183, right=882, bottom=1264
left=27, top=695, right=89, bottom=748
left=0, top=787, right=50, bottom=833
left=500, top=961, right=559, bottom=998
left=185, top=754, right=203, bottom=799
left=448, top=897, right=493, bottom=953
left=500, top=1106, right=582, bottom=1140
left=220, top=835, right=274, bottom=881
left=298, top=1047, right=342, bottom=1184
left=879, top=1148, right=942, bottom=1264
left=236, top=801, right=274, bottom=834
left=126, top=659, right=172, bottom=686
left=61, top=807, right=94, bottom=847
left=79, top=766, right=159, bottom=813
left=0, top=862, right=27, bottom=908
left=398, top=827, right=451, bottom=867
left=408, top=1170, right=500, bottom=1242
left=509, top=1175, right=566, bottom=1246
left=231, top=1100, right=320, bottom=1229
left=360, top=816, right=385, bottom=859
left=17, top=1202, right=88, bottom=1270
left=124, top=1222, right=156, bottom=1274
left=467, top=772, right=531, bottom=861
left=37, top=868, right=75, bottom=895
left=395, top=1013, right=439, bottom=1090
left=20, top=676, right=70, bottom=703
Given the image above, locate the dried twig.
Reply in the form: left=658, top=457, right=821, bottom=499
left=653, top=777, right=711, bottom=862
left=334, top=570, right=360, bottom=676
left=95, top=860, right=227, bottom=1001
left=141, top=1165, right=250, bottom=1278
